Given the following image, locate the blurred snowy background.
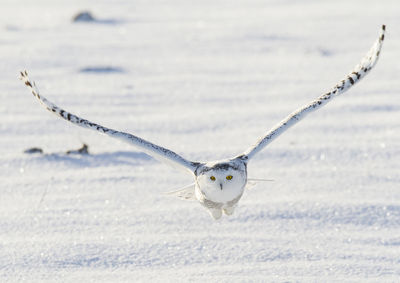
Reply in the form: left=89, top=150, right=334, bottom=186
left=0, top=0, right=399, bottom=281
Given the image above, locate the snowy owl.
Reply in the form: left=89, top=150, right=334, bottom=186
left=20, top=25, right=385, bottom=219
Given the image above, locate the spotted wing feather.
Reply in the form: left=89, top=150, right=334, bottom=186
left=241, top=25, right=386, bottom=160
left=20, top=71, right=200, bottom=173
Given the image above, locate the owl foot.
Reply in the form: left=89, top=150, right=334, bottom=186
left=223, top=206, right=236, bottom=216
left=208, top=208, right=222, bottom=220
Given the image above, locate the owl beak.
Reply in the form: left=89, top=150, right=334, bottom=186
left=220, top=183, right=223, bottom=190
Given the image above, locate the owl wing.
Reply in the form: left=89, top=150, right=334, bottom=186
left=240, top=25, right=385, bottom=161
left=20, top=71, right=200, bottom=173
left=164, top=183, right=196, bottom=201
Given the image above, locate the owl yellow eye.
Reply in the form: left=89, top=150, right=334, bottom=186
left=210, top=176, right=216, bottom=181
left=226, top=175, right=233, bottom=180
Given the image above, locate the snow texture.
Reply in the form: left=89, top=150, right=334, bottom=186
left=1, top=0, right=399, bottom=282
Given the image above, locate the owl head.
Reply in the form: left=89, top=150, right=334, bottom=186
left=195, top=159, right=247, bottom=203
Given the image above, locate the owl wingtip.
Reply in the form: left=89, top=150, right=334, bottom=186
left=19, top=70, right=29, bottom=80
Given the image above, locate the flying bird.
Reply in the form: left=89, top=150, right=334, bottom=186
left=20, top=25, right=385, bottom=219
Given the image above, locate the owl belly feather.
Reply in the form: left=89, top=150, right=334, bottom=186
left=195, top=184, right=245, bottom=209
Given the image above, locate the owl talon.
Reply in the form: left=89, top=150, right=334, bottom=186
left=223, top=206, right=236, bottom=216
left=208, top=208, right=222, bottom=220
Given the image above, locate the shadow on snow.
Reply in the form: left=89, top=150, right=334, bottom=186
left=29, top=151, right=153, bottom=168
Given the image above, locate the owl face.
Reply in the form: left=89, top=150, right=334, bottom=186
left=195, top=160, right=247, bottom=203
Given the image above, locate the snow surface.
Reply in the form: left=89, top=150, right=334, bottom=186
left=1, top=0, right=399, bottom=282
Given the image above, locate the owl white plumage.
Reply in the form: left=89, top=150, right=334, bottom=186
left=20, top=25, right=385, bottom=219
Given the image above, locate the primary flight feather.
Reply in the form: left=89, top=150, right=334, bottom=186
left=20, top=25, right=385, bottom=219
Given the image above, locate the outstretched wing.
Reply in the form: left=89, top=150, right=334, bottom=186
left=164, top=183, right=196, bottom=201
left=240, top=25, right=385, bottom=161
left=20, top=71, right=200, bottom=173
